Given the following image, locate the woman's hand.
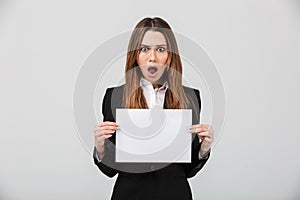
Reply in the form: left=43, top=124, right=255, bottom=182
left=189, top=124, right=214, bottom=157
left=94, top=121, right=118, bottom=160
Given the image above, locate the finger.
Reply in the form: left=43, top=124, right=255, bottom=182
left=197, top=131, right=209, bottom=136
left=94, top=127, right=116, bottom=135
left=190, top=124, right=201, bottom=129
left=191, top=124, right=209, bottom=128
left=189, top=125, right=209, bottom=132
left=94, top=131, right=114, bottom=137
left=98, top=125, right=119, bottom=131
left=96, top=122, right=118, bottom=127
left=189, top=127, right=208, bottom=133
left=96, top=122, right=117, bottom=129
left=103, top=134, right=113, bottom=139
left=197, top=131, right=210, bottom=138
left=95, top=129, right=116, bottom=137
left=197, top=129, right=213, bottom=135
left=100, top=125, right=119, bottom=130
left=200, top=135, right=213, bottom=142
left=197, top=135, right=205, bottom=141
left=189, top=128, right=201, bottom=133
left=96, top=134, right=113, bottom=141
left=94, top=125, right=118, bottom=135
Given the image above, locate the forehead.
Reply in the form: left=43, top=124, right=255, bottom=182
left=141, top=31, right=167, bottom=45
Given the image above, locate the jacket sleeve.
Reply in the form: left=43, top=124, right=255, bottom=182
left=183, top=88, right=211, bottom=178
left=93, top=88, right=119, bottom=178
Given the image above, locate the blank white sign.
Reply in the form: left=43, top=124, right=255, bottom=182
left=116, top=108, right=192, bottom=163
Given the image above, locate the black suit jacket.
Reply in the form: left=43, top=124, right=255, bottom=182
left=93, top=84, right=210, bottom=200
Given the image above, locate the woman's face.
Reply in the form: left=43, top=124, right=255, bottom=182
left=137, top=31, right=169, bottom=84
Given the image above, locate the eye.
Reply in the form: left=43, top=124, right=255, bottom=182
left=140, top=46, right=149, bottom=52
left=157, top=47, right=166, bottom=52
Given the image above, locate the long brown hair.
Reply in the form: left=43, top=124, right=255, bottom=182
left=123, top=17, right=191, bottom=109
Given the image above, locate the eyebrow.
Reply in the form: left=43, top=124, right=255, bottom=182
left=141, top=44, right=167, bottom=47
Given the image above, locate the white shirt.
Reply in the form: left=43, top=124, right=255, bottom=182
left=140, top=78, right=168, bottom=108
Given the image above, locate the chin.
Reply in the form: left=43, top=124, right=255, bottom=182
left=147, top=77, right=159, bottom=83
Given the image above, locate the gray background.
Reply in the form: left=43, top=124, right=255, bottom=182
left=1, top=0, right=300, bottom=199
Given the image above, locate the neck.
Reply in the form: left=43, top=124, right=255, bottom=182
left=152, top=83, right=162, bottom=89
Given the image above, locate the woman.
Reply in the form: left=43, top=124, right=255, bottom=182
left=93, top=17, right=214, bottom=200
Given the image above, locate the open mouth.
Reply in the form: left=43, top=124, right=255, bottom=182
left=147, top=66, right=158, bottom=74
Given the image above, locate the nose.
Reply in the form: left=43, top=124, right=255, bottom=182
left=148, top=49, right=157, bottom=63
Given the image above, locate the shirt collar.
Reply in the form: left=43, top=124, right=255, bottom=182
left=140, top=77, right=168, bottom=91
